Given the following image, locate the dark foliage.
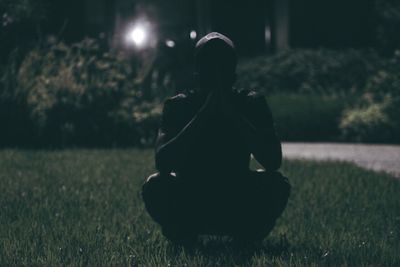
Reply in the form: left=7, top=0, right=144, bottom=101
left=236, top=49, right=382, bottom=96
left=375, top=0, right=400, bottom=54
left=268, top=94, right=350, bottom=142
left=340, top=51, right=400, bottom=143
left=0, top=38, right=161, bottom=147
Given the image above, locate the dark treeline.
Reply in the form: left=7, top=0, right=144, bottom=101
left=1, top=0, right=400, bottom=147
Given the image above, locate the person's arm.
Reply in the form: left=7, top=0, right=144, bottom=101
left=222, top=91, right=282, bottom=171
left=155, top=91, right=218, bottom=173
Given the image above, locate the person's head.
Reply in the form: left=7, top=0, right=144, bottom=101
left=194, top=32, right=237, bottom=92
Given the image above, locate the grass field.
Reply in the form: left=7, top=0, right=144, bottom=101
left=1, top=149, right=399, bottom=266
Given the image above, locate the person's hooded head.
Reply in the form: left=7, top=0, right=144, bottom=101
left=194, top=32, right=237, bottom=92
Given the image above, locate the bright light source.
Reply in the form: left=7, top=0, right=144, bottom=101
left=128, top=27, right=146, bottom=46
left=126, top=24, right=148, bottom=48
left=165, top=39, right=175, bottom=48
left=190, top=30, right=197, bottom=40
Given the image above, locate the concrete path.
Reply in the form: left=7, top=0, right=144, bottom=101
left=282, top=143, right=400, bottom=178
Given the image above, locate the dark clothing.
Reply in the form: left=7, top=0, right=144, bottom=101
left=142, top=170, right=290, bottom=242
left=156, top=89, right=278, bottom=178
left=142, top=89, right=290, bottom=243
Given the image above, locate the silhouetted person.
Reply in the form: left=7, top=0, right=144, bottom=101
left=142, top=32, right=290, bottom=245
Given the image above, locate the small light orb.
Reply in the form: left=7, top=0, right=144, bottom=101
left=190, top=30, right=197, bottom=40
left=165, top=39, right=175, bottom=48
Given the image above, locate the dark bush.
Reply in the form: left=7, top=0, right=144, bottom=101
left=268, top=93, right=351, bottom=142
left=2, top=40, right=400, bottom=145
left=0, top=48, right=35, bottom=146
left=375, top=0, right=400, bottom=54
left=236, top=49, right=382, bottom=95
left=340, top=97, right=400, bottom=143
left=339, top=51, right=400, bottom=143
left=236, top=49, right=400, bottom=143
left=1, top=37, right=161, bottom=147
left=364, top=50, right=400, bottom=101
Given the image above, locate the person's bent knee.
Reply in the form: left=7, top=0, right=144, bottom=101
left=141, top=172, right=178, bottom=224
left=270, top=172, right=291, bottom=219
left=276, top=172, right=291, bottom=198
left=142, top=172, right=161, bottom=201
left=141, top=172, right=176, bottom=203
left=251, top=170, right=291, bottom=216
left=253, top=170, right=290, bottom=189
left=269, top=171, right=291, bottom=204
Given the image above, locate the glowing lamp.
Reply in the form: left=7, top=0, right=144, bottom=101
left=126, top=23, right=149, bottom=48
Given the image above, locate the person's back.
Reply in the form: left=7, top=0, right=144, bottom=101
left=157, top=89, right=272, bottom=178
left=142, top=32, right=290, bottom=246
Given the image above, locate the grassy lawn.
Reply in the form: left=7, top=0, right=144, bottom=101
left=1, top=149, right=399, bottom=266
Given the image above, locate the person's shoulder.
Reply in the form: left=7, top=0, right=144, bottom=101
left=165, top=93, right=188, bottom=104
left=166, top=90, right=203, bottom=107
left=165, top=89, right=201, bottom=102
left=163, top=93, right=190, bottom=108
left=235, top=89, right=273, bottom=121
left=163, top=91, right=200, bottom=115
left=234, top=88, right=267, bottom=106
left=161, top=92, right=199, bottom=126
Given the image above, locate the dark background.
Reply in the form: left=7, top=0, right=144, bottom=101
left=1, top=0, right=400, bottom=147
left=0, top=0, right=384, bottom=57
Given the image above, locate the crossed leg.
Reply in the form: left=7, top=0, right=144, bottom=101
left=142, top=170, right=290, bottom=245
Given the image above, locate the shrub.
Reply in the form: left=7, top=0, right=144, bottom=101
left=1, top=37, right=162, bottom=147
left=268, top=93, right=350, bottom=141
left=236, top=49, right=382, bottom=95
left=340, top=97, right=400, bottom=143
left=375, top=0, right=400, bottom=54
left=237, top=49, right=400, bottom=143
left=339, top=49, right=400, bottom=143
left=340, top=52, right=400, bottom=143
left=0, top=48, right=35, bottom=146
left=364, top=50, right=400, bottom=101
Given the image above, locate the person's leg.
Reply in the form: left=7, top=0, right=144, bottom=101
left=232, top=170, right=291, bottom=243
left=141, top=172, right=198, bottom=245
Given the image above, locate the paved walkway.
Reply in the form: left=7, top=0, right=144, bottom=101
left=282, top=143, right=400, bottom=178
